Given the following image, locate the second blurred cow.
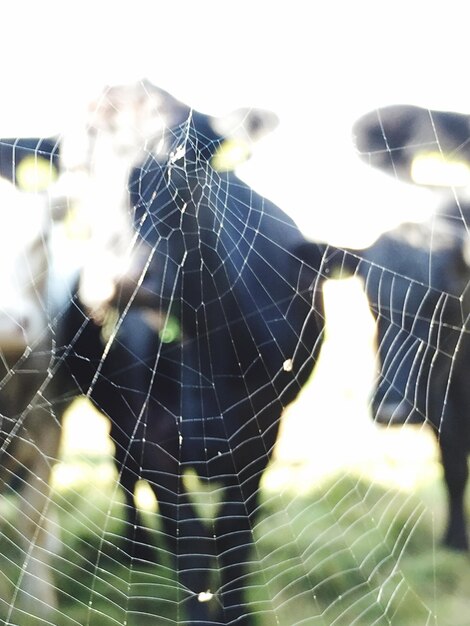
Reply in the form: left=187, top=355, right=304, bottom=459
left=352, top=104, right=470, bottom=550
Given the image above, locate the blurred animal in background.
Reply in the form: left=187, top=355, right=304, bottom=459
left=350, top=104, right=470, bottom=550
left=57, top=79, right=329, bottom=625
left=0, top=136, right=66, bottom=617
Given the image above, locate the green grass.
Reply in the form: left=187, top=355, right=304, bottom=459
left=0, top=458, right=468, bottom=626
left=0, top=273, right=464, bottom=626
left=250, top=476, right=467, bottom=626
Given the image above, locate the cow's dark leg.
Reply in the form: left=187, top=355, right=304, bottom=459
left=106, top=310, right=160, bottom=563
left=438, top=433, right=469, bottom=550
left=149, top=466, right=215, bottom=625
left=213, top=474, right=261, bottom=626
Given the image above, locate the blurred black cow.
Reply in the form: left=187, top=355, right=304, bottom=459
left=57, top=81, right=282, bottom=565
left=351, top=104, right=470, bottom=550
left=57, top=81, right=327, bottom=625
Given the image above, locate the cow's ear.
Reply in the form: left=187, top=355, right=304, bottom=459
left=213, top=107, right=279, bottom=143
left=210, top=108, right=279, bottom=172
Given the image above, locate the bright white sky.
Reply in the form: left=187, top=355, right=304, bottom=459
left=1, top=0, right=469, bottom=246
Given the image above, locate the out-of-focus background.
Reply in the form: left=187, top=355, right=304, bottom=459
left=1, top=2, right=470, bottom=624
left=0, top=0, right=456, bottom=486
left=4, top=0, right=466, bottom=245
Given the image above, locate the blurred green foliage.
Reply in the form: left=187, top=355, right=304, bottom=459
left=0, top=456, right=468, bottom=626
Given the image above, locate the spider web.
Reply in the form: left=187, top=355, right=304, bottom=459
left=0, top=81, right=466, bottom=626
left=1, top=3, right=470, bottom=625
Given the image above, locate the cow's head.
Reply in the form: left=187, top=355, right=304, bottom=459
left=62, top=79, right=279, bottom=318
left=353, top=104, right=470, bottom=188
left=62, top=79, right=279, bottom=176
